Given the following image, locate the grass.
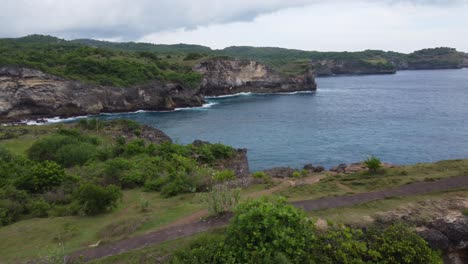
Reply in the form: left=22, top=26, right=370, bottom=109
left=275, top=159, right=468, bottom=201
left=0, top=189, right=204, bottom=263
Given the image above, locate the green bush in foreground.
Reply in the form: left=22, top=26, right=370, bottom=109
left=172, top=199, right=442, bottom=264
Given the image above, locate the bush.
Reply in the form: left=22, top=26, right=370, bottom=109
left=366, top=224, right=442, bottom=264
left=364, top=156, right=383, bottom=173
left=212, top=170, right=236, bottom=182
left=16, top=161, right=66, bottom=193
left=225, top=198, right=314, bottom=263
left=73, top=184, right=122, bottom=215
left=171, top=233, right=228, bottom=264
left=203, top=185, right=240, bottom=215
left=55, top=142, right=97, bottom=167
left=27, top=132, right=100, bottom=167
left=28, top=198, right=51, bottom=218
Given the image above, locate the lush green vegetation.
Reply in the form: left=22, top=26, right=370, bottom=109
left=172, top=198, right=442, bottom=264
left=1, top=35, right=464, bottom=85
left=0, top=35, right=202, bottom=87
left=0, top=120, right=236, bottom=227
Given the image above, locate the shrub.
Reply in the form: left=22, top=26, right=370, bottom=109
left=364, top=156, right=383, bottom=173
left=212, top=170, right=236, bottom=182
left=16, top=161, right=66, bottom=193
left=144, top=178, right=166, bottom=192
left=203, top=185, right=240, bottom=215
left=225, top=198, right=314, bottom=263
left=55, top=142, right=97, bottom=167
left=28, top=198, right=51, bottom=218
left=366, top=224, right=443, bottom=264
left=73, top=184, right=122, bottom=215
left=123, top=139, right=147, bottom=156
left=171, top=233, right=228, bottom=264
left=27, top=132, right=100, bottom=167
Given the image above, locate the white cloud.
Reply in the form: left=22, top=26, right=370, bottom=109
left=139, top=1, right=468, bottom=52
left=0, top=0, right=466, bottom=51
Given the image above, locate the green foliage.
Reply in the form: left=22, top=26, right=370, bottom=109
left=364, top=156, right=383, bottom=173
left=0, top=36, right=203, bottom=88
left=225, top=198, right=314, bottom=263
left=27, top=198, right=51, bottom=218
left=212, top=170, right=236, bottom=182
left=365, top=224, right=442, bottom=264
left=174, top=200, right=442, bottom=264
left=27, top=130, right=100, bottom=167
left=190, top=143, right=235, bottom=164
left=16, top=161, right=66, bottom=193
left=203, top=185, right=240, bottom=215
left=72, top=184, right=122, bottom=215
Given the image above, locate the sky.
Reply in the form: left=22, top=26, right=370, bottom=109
left=0, top=0, right=467, bottom=52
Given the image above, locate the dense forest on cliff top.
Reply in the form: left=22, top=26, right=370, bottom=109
left=0, top=35, right=466, bottom=87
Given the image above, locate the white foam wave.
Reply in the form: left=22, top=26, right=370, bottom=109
left=24, top=115, right=89, bottom=126
left=174, top=101, right=218, bottom=111
left=205, top=92, right=252, bottom=99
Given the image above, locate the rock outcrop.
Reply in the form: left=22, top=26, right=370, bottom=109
left=0, top=66, right=205, bottom=122
left=193, top=59, right=317, bottom=96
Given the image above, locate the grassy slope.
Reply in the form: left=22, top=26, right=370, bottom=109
left=1, top=125, right=468, bottom=262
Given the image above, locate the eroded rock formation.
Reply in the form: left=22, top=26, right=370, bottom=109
left=0, top=66, right=205, bottom=122
left=193, top=59, right=317, bottom=96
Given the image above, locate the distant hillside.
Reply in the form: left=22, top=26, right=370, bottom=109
left=0, top=35, right=466, bottom=83
left=69, top=37, right=467, bottom=75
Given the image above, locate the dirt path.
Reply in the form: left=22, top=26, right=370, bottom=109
left=66, top=175, right=468, bottom=263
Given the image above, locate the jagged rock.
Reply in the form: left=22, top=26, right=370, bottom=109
left=419, top=229, right=450, bottom=250
left=303, top=164, right=325, bottom=173
left=193, top=59, right=317, bottom=96
left=330, top=163, right=347, bottom=173
left=0, top=66, right=205, bottom=122
left=311, top=59, right=396, bottom=76
left=263, top=167, right=296, bottom=178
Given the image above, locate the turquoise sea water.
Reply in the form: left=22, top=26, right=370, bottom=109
left=96, top=69, right=468, bottom=171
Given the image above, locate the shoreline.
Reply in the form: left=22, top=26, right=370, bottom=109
left=9, top=91, right=315, bottom=125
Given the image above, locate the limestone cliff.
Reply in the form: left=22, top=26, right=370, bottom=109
left=193, top=59, right=317, bottom=96
left=0, top=66, right=205, bottom=122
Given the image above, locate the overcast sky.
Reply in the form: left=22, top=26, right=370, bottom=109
left=1, top=0, right=467, bottom=52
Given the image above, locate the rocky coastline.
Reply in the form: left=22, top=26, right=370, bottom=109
left=193, top=59, right=317, bottom=96
left=0, top=58, right=316, bottom=123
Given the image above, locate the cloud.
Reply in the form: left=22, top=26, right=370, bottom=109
left=0, top=0, right=463, bottom=40
left=139, top=1, right=468, bottom=52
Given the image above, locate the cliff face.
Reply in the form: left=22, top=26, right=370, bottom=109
left=193, top=59, right=317, bottom=96
left=0, top=66, right=205, bottom=122
left=311, top=59, right=397, bottom=76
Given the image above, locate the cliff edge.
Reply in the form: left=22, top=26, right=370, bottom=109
left=193, top=59, right=317, bottom=96
left=0, top=66, right=205, bottom=122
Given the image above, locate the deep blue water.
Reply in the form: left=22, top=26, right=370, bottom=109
left=96, top=69, right=468, bottom=171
